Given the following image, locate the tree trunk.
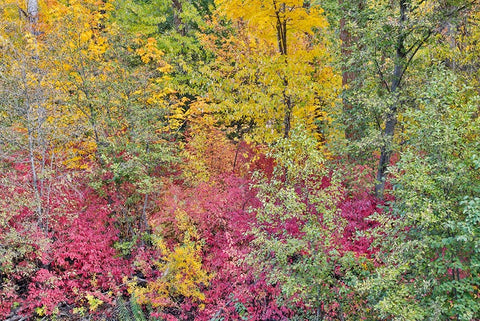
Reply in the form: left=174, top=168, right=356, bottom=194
left=172, top=0, right=185, bottom=36
left=273, top=0, right=291, bottom=138
left=283, top=97, right=292, bottom=138
left=375, top=0, right=407, bottom=198
left=27, top=0, right=39, bottom=36
left=27, top=0, right=38, bottom=23
left=22, top=1, right=48, bottom=229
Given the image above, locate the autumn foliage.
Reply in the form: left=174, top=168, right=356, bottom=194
left=1, top=0, right=479, bottom=320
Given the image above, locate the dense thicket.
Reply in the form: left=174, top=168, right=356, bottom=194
left=0, top=0, right=479, bottom=320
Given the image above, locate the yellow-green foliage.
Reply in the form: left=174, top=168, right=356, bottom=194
left=130, top=209, right=210, bottom=309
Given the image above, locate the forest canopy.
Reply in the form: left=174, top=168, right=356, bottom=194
left=0, top=0, right=479, bottom=320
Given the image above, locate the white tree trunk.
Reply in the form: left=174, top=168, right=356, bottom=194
left=27, top=0, right=38, bottom=24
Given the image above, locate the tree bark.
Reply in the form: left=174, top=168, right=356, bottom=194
left=27, top=0, right=38, bottom=23
left=375, top=0, right=407, bottom=198
left=172, top=0, right=186, bottom=36
left=273, top=0, right=292, bottom=138
left=283, top=95, right=292, bottom=138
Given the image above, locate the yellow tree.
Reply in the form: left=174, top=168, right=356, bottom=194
left=41, top=0, right=119, bottom=162
left=2, top=0, right=179, bottom=235
left=129, top=207, right=210, bottom=313
left=0, top=0, right=62, bottom=229
left=43, top=0, right=182, bottom=237
left=1, top=0, right=113, bottom=171
left=203, top=0, right=340, bottom=143
left=40, top=0, right=176, bottom=166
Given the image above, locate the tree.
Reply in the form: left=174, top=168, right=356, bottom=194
left=114, top=0, right=215, bottom=98
left=339, top=0, right=366, bottom=141
left=248, top=128, right=356, bottom=319
left=27, top=0, right=38, bottom=25
left=362, top=68, right=480, bottom=320
left=0, top=0, right=59, bottom=230
left=201, top=0, right=339, bottom=143
left=342, top=0, right=475, bottom=196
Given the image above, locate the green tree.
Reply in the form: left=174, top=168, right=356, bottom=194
left=341, top=0, right=476, bottom=196
left=249, top=128, right=376, bottom=319
left=362, top=68, right=480, bottom=320
left=114, top=0, right=215, bottom=98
